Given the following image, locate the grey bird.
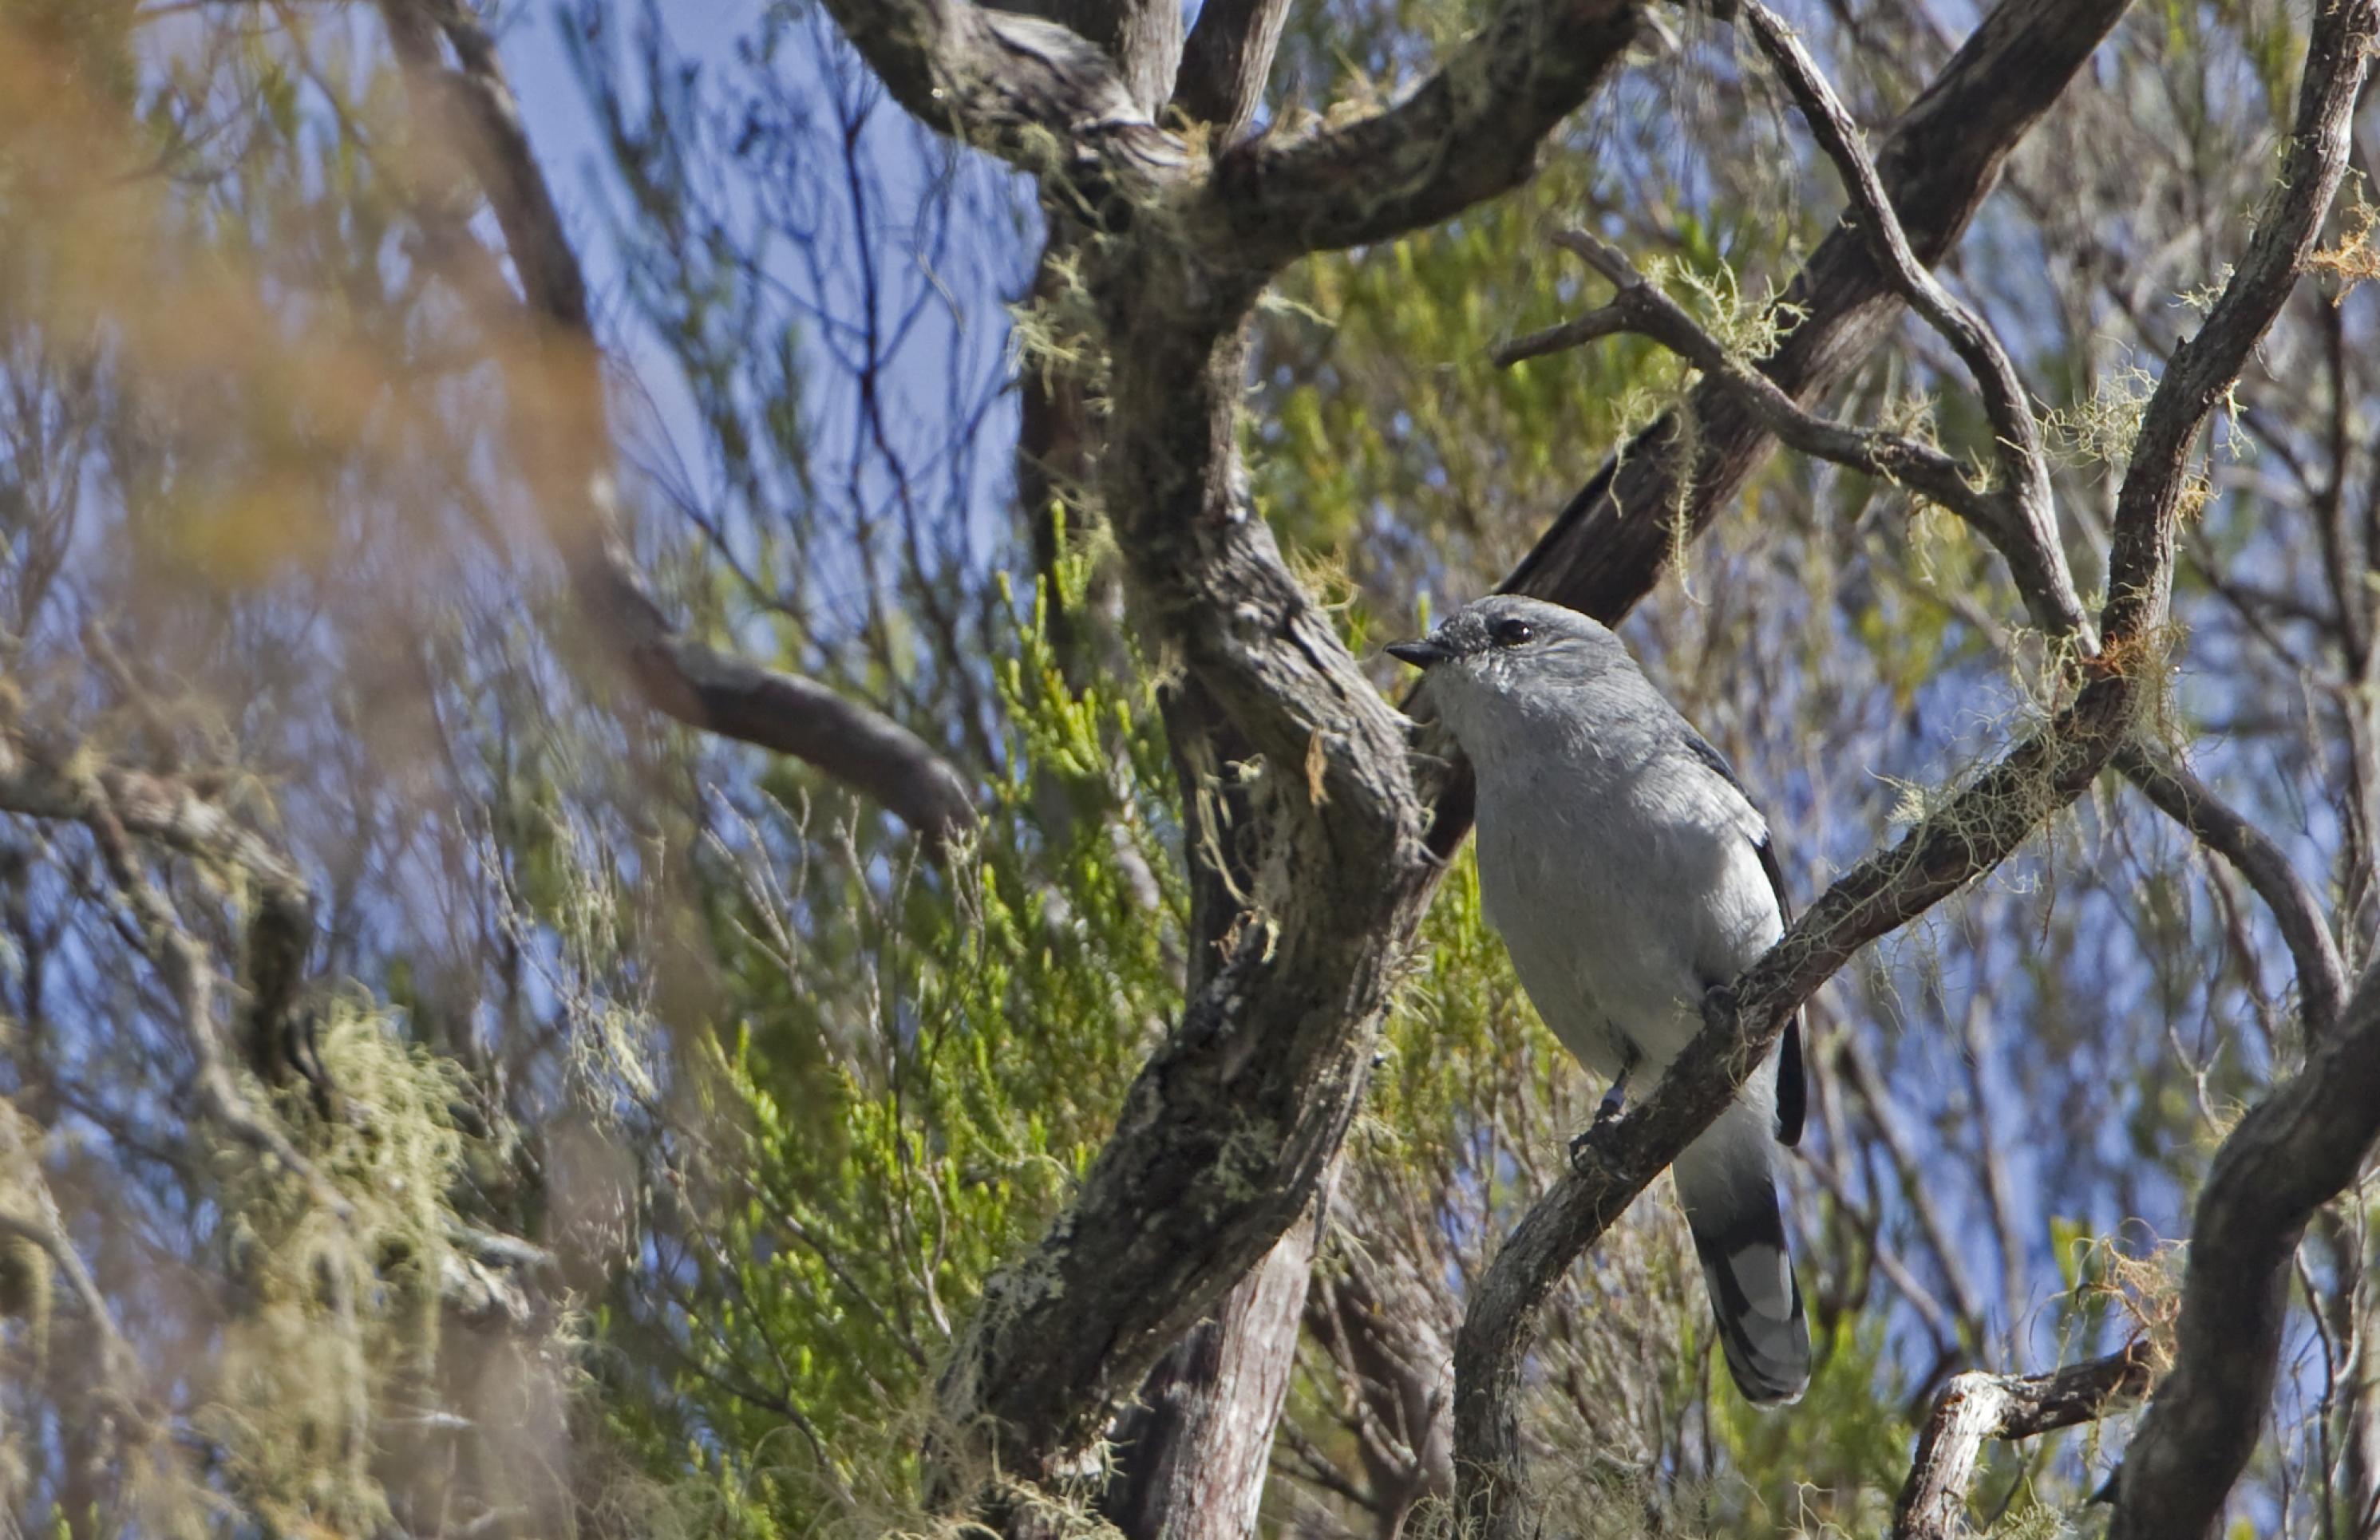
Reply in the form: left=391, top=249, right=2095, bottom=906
left=1390, top=594, right=1812, bottom=1405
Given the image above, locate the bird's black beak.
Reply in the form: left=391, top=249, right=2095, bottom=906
left=1386, top=638, right=1450, bottom=669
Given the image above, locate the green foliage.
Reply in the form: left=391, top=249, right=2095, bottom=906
left=601, top=571, right=1186, bottom=1532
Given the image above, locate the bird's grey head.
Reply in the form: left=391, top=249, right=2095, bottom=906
left=1386, top=596, right=1631, bottom=744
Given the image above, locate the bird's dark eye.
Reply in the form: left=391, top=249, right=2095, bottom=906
left=1491, top=618, right=1536, bottom=648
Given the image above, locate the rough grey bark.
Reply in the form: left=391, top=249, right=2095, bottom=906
left=1006, top=0, right=1185, bottom=118
left=1103, top=1181, right=1331, bottom=1540
left=1171, top=0, right=1293, bottom=144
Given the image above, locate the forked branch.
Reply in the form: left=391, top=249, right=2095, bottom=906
left=1892, top=1345, right=2154, bottom=1540
left=1734, top=0, right=2079, bottom=638
left=1496, top=230, right=2013, bottom=547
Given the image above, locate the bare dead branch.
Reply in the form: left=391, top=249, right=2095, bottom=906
left=1496, top=229, right=2010, bottom=544
left=1734, top=0, right=2080, bottom=639
left=1303, top=1234, right=1457, bottom=1526
left=1502, top=0, right=2132, bottom=621
left=1892, top=1344, right=2155, bottom=1540
left=376, top=0, right=978, bottom=849
left=1169, top=0, right=1291, bottom=144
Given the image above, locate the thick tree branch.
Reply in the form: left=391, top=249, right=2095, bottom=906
left=2111, top=944, right=2380, bottom=1540
left=1101, top=1181, right=1330, bottom=1539
left=1004, top=0, right=1184, bottom=119
left=812, top=0, right=1188, bottom=196
left=821, top=0, right=1641, bottom=271
left=1169, top=0, right=1292, bottom=144
left=1205, top=0, right=1639, bottom=263
left=378, top=0, right=978, bottom=847
left=1892, top=1345, right=2155, bottom=1540
left=935, top=292, right=1438, bottom=1495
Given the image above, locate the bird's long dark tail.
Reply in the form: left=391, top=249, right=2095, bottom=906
left=1673, top=1100, right=1810, bottom=1405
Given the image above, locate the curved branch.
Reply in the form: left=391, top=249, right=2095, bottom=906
left=1734, top=0, right=2080, bottom=639
left=2110, top=948, right=2380, bottom=1540
left=1892, top=1345, right=2154, bottom=1539
left=1497, top=230, right=2012, bottom=553
left=1205, top=0, right=1639, bottom=263
left=378, top=1, right=978, bottom=847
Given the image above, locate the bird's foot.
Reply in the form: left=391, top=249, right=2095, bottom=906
left=1572, top=1060, right=1635, bottom=1175
left=1568, top=1120, right=1623, bottom=1177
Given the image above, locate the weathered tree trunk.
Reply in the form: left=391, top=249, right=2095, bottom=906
left=1104, top=1182, right=1332, bottom=1540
